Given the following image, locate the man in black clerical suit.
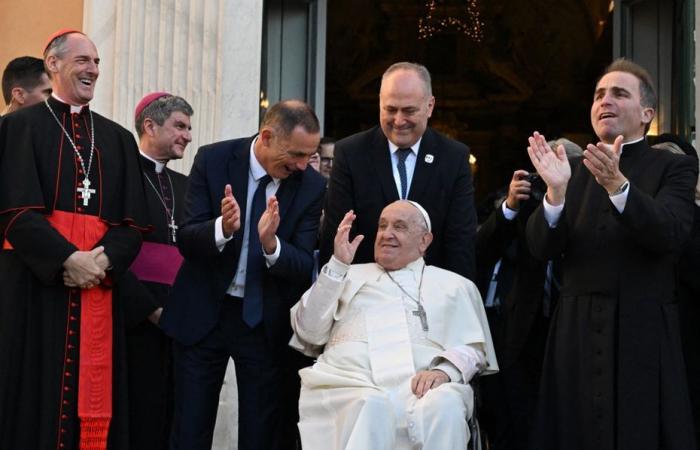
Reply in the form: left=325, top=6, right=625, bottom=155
left=160, top=100, right=326, bottom=450
left=0, top=29, right=150, bottom=450
left=122, top=92, right=193, bottom=450
left=319, top=62, right=477, bottom=280
left=526, top=59, right=698, bottom=450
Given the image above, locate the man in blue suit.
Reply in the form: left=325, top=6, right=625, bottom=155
left=160, top=100, right=326, bottom=450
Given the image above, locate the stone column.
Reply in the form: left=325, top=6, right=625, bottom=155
left=83, top=0, right=263, bottom=175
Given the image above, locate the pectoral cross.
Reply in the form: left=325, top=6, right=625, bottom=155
left=168, top=218, right=178, bottom=243
left=413, top=303, right=429, bottom=331
left=77, top=178, right=96, bottom=206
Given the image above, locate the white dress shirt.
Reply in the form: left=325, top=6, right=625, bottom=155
left=214, top=138, right=282, bottom=297
left=388, top=138, right=422, bottom=199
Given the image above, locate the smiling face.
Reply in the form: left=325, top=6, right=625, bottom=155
left=379, top=69, right=435, bottom=148
left=256, top=125, right=321, bottom=179
left=374, top=201, right=433, bottom=271
left=147, top=111, right=192, bottom=161
left=590, top=71, right=654, bottom=144
left=47, top=33, right=99, bottom=105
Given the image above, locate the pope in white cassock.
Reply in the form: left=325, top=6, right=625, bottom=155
left=290, top=200, right=498, bottom=449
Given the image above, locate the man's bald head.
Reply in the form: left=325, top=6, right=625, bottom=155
left=374, top=200, right=433, bottom=271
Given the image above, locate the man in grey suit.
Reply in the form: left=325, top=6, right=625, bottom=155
left=319, top=62, right=477, bottom=280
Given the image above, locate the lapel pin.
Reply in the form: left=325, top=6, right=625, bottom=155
left=424, top=154, right=434, bottom=163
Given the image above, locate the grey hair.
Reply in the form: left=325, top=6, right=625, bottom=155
left=547, top=138, right=583, bottom=159
left=261, top=99, right=320, bottom=139
left=135, top=95, right=194, bottom=137
left=381, top=62, right=433, bottom=97
left=43, top=33, right=83, bottom=77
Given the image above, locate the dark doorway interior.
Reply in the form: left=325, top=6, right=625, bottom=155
left=323, top=0, right=613, bottom=214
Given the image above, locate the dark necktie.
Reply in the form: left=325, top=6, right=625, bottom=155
left=397, top=148, right=412, bottom=199
left=243, top=174, right=273, bottom=327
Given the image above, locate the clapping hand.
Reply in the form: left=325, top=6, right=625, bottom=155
left=582, top=135, right=627, bottom=194
left=527, top=131, right=571, bottom=205
left=221, top=184, right=241, bottom=238
left=258, top=196, right=280, bottom=254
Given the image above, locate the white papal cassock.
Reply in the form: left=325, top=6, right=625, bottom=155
left=290, top=256, right=498, bottom=450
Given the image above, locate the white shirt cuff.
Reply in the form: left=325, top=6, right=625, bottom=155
left=609, top=187, right=629, bottom=213
left=543, top=196, right=564, bottom=228
left=433, top=361, right=463, bottom=383
left=431, top=344, right=486, bottom=384
left=264, top=236, right=281, bottom=267
left=215, top=216, right=233, bottom=251
left=320, top=255, right=351, bottom=281
left=501, top=201, right=518, bottom=221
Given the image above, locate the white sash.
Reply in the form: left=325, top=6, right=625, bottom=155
left=365, top=299, right=416, bottom=388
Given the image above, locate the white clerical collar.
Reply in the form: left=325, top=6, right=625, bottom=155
left=249, top=137, right=280, bottom=185
left=139, top=150, right=166, bottom=173
left=388, top=138, right=422, bottom=155
left=51, top=93, right=86, bottom=114
left=619, top=136, right=645, bottom=155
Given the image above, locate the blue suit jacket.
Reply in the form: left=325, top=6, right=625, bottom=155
left=160, top=136, right=326, bottom=349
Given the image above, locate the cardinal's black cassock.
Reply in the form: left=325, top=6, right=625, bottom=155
left=0, top=96, right=150, bottom=450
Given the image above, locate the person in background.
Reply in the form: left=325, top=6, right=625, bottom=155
left=1, top=56, right=51, bottom=118
left=123, top=92, right=194, bottom=450
left=650, top=133, right=700, bottom=446
left=476, top=139, right=582, bottom=450
left=318, top=137, right=335, bottom=180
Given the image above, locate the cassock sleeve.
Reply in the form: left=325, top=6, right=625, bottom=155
left=3, top=209, right=78, bottom=285
left=290, top=257, right=352, bottom=356
left=96, top=226, right=143, bottom=275
left=526, top=203, right=568, bottom=262
left=0, top=112, right=78, bottom=284
left=615, top=154, right=697, bottom=254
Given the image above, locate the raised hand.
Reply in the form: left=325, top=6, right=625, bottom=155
left=582, top=135, right=627, bottom=194
left=258, top=196, right=280, bottom=254
left=333, top=210, right=364, bottom=265
left=221, top=184, right=241, bottom=238
left=527, top=131, right=571, bottom=205
left=505, top=169, right=533, bottom=211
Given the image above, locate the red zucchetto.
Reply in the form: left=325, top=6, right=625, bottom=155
left=43, top=28, right=84, bottom=53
